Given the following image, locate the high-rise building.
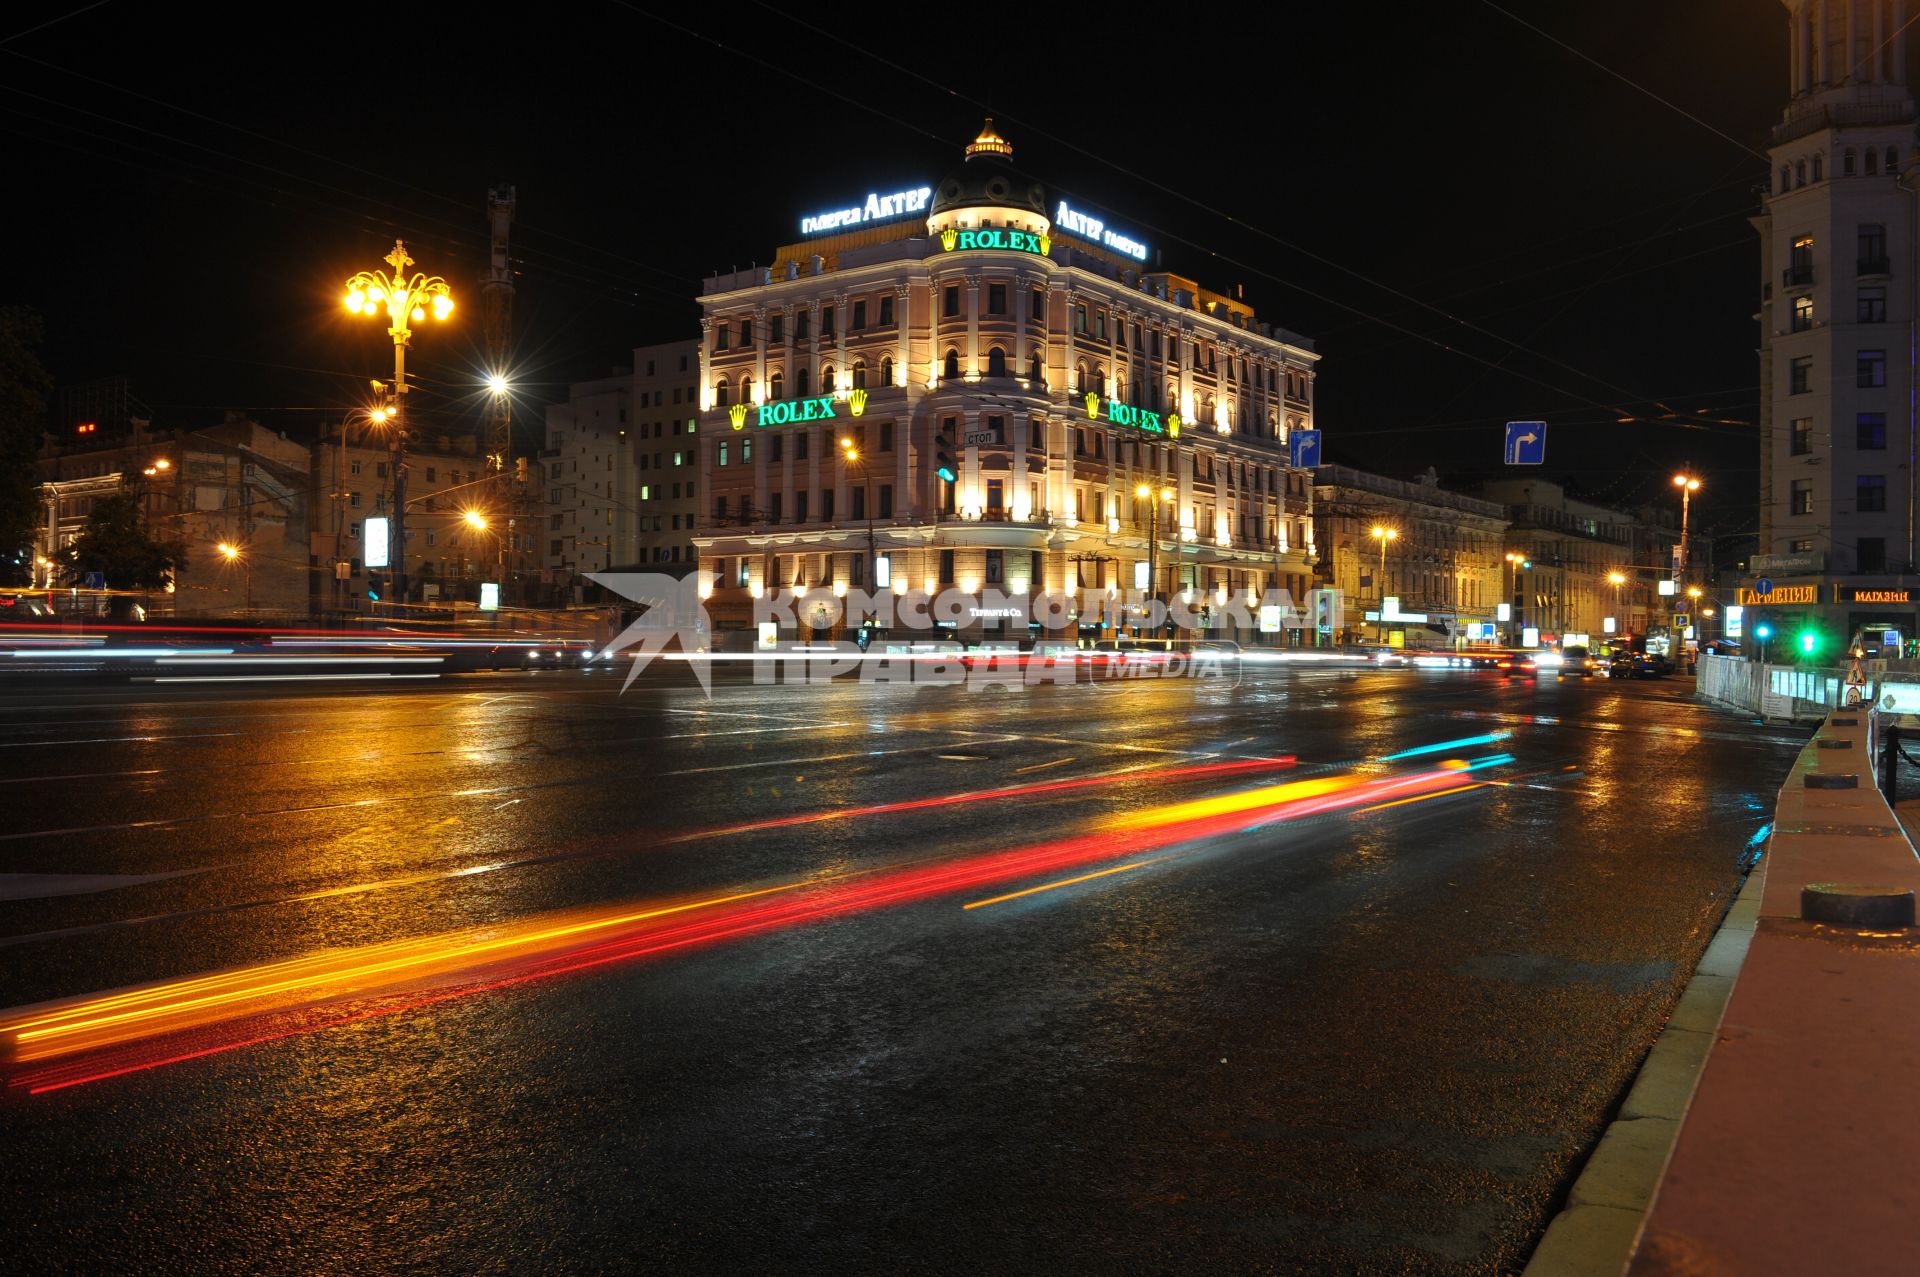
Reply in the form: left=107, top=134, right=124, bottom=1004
left=694, top=122, right=1322, bottom=643
left=1755, top=0, right=1920, bottom=642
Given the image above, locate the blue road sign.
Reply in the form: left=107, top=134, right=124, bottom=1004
left=82, top=571, right=105, bottom=590
left=1504, top=421, right=1547, bottom=465
left=1755, top=577, right=1774, bottom=597
left=1289, top=429, right=1323, bottom=469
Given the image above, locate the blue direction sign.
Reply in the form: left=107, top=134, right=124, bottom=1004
left=1289, top=429, right=1323, bottom=469
left=1504, top=421, right=1547, bottom=465
left=1754, top=577, right=1774, bottom=597
left=82, top=571, right=105, bottom=589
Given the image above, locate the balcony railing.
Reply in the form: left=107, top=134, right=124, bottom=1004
left=1783, top=265, right=1816, bottom=288
left=1857, top=255, right=1892, bottom=277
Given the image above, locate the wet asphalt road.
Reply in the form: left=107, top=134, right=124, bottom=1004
left=0, top=663, right=1801, bottom=1274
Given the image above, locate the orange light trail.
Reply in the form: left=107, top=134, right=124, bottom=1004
left=3, top=758, right=1491, bottom=1095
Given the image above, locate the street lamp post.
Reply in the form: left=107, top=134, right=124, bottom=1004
left=1505, top=551, right=1531, bottom=645
left=217, top=541, right=250, bottom=614
left=1671, top=472, right=1701, bottom=588
left=1607, top=570, right=1626, bottom=639
left=1371, top=524, right=1399, bottom=641
left=1136, top=484, right=1175, bottom=637
left=344, top=242, right=453, bottom=613
left=839, top=437, right=877, bottom=630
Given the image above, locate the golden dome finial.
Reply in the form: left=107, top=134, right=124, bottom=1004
left=965, top=117, right=1012, bottom=160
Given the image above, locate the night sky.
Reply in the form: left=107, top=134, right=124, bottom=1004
left=10, top=1, right=1797, bottom=547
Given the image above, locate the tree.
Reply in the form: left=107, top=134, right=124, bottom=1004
left=59, top=491, right=187, bottom=590
left=0, top=307, right=53, bottom=586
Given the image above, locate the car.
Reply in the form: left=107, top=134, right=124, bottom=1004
left=1557, top=645, right=1601, bottom=677
left=1504, top=650, right=1555, bottom=677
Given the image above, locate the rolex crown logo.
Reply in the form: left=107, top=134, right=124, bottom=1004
left=728, top=403, right=747, bottom=430
left=940, top=228, right=959, bottom=252
left=1038, top=234, right=1051, bottom=257
left=849, top=388, right=868, bottom=416
left=1167, top=414, right=1182, bottom=438
left=1084, top=393, right=1100, bottom=420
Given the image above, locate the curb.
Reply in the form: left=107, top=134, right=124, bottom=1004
left=1520, top=860, right=1765, bottom=1276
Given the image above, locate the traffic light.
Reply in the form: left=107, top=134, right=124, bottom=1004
left=1754, top=621, right=1773, bottom=641
left=1798, top=627, right=1820, bottom=656
left=934, top=422, right=957, bottom=483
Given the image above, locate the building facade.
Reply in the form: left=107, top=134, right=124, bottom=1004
left=1753, top=0, right=1920, bottom=644
left=1480, top=478, right=1675, bottom=646
left=539, top=339, right=702, bottom=601
left=1312, top=465, right=1508, bottom=647
left=693, top=123, right=1321, bottom=643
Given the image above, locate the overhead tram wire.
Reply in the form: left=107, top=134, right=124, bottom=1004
left=736, top=2, right=1745, bottom=429
left=0, top=0, right=111, bottom=46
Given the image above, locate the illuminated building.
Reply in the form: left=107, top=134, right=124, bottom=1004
left=1312, top=466, right=1509, bottom=648
left=1753, top=0, right=1920, bottom=644
left=693, top=122, right=1322, bottom=641
left=1479, top=478, right=1678, bottom=645
left=541, top=339, right=701, bottom=598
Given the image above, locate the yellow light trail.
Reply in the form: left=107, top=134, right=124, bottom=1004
left=1101, top=775, right=1366, bottom=830
left=962, top=856, right=1172, bottom=910
left=1353, top=782, right=1490, bottom=814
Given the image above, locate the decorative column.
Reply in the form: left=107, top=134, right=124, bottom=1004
left=965, top=275, right=981, bottom=375
left=894, top=284, right=911, bottom=387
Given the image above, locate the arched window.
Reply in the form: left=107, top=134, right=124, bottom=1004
left=1027, top=350, right=1043, bottom=383
left=1075, top=360, right=1088, bottom=392
left=986, top=347, right=1007, bottom=379
left=1844, top=149, right=1857, bottom=176
left=796, top=366, right=811, bottom=397
left=880, top=355, right=894, bottom=386
left=1094, top=363, right=1107, bottom=394
left=1269, top=410, right=1280, bottom=439
left=1812, top=154, right=1823, bottom=181
left=822, top=364, right=837, bottom=393
left=1780, top=165, right=1791, bottom=192
left=715, top=377, right=730, bottom=407
left=943, top=349, right=960, bottom=380
left=853, top=359, right=867, bottom=390
left=1796, top=160, right=1807, bottom=186
left=741, top=375, right=753, bottom=404
left=1165, top=381, right=1178, bottom=411
left=770, top=371, right=784, bottom=400
left=1889, top=146, right=1900, bottom=171
left=1867, top=149, right=1880, bottom=176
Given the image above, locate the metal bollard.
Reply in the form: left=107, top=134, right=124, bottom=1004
left=1883, top=722, right=1902, bottom=803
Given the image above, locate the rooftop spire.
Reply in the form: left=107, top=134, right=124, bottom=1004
left=965, top=117, right=1012, bottom=161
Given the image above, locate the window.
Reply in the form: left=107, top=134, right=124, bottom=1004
left=1858, top=224, right=1889, bottom=273
left=770, top=314, right=784, bottom=344
left=1792, top=295, right=1814, bottom=331
left=425, top=467, right=436, bottom=482
left=1844, top=149, right=1856, bottom=176
left=1859, top=474, right=1888, bottom=512
left=1791, top=478, right=1813, bottom=515
left=1859, top=286, right=1887, bottom=323
left=1858, top=349, right=1887, bottom=387
left=988, top=283, right=1007, bottom=314
left=1859, top=412, right=1887, bottom=448
left=1796, top=159, right=1807, bottom=186
left=851, top=487, right=865, bottom=521
left=795, top=491, right=808, bottom=522
left=1812, top=154, right=1823, bottom=181
left=349, top=491, right=362, bottom=508
left=715, top=378, right=730, bottom=407
left=715, top=495, right=729, bottom=521
left=770, top=371, right=784, bottom=400
left=943, top=286, right=960, bottom=318
left=939, top=549, right=955, bottom=583
left=742, top=438, right=752, bottom=463
left=1074, top=303, right=1087, bottom=333
left=853, top=359, right=867, bottom=390
left=879, top=422, right=893, bottom=452
left=1028, top=351, right=1043, bottom=382
left=944, top=349, right=960, bottom=380
left=852, top=300, right=867, bottom=331
left=797, top=366, right=811, bottom=397
left=1859, top=537, right=1887, bottom=572
left=1790, top=416, right=1813, bottom=455
left=879, top=295, right=894, bottom=326
left=1031, top=288, right=1046, bottom=320
left=986, top=347, right=1007, bottom=378
left=1789, top=235, right=1814, bottom=285
left=878, top=484, right=893, bottom=518
left=349, top=520, right=361, bottom=538
left=1780, top=164, right=1791, bottom=192
left=1095, top=310, right=1107, bottom=340
left=1789, top=355, right=1812, bottom=394
left=349, top=459, right=362, bottom=476
left=1790, top=538, right=1814, bottom=553
left=822, top=365, right=836, bottom=393
left=820, top=489, right=834, bottom=521
left=796, top=432, right=809, bottom=460
left=739, top=318, right=752, bottom=346
left=986, top=479, right=1004, bottom=513
left=1888, top=146, right=1900, bottom=172
left=821, top=306, right=835, bottom=338
left=736, top=559, right=751, bottom=588
left=715, top=325, right=729, bottom=352
left=796, top=309, right=810, bottom=340
left=1867, top=148, right=1881, bottom=176
left=718, top=441, right=729, bottom=466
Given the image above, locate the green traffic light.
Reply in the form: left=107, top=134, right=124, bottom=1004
left=1755, top=623, right=1773, bottom=639
left=1799, top=630, right=1818, bottom=654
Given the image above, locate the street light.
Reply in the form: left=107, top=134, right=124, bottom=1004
left=463, top=509, right=489, bottom=531
left=1370, top=525, right=1399, bottom=640
left=1671, top=472, right=1701, bottom=589
left=1505, top=551, right=1533, bottom=645
left=216, top=541, right=251, bottom=613
left=1136, top=484, right=1176, bottom=636
left=839, top=437, right=878, bottom=630
left=345, top=241, right=453, bottom=610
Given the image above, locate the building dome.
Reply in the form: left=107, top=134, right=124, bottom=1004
left=931, top=118, right=1046, bottom=217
